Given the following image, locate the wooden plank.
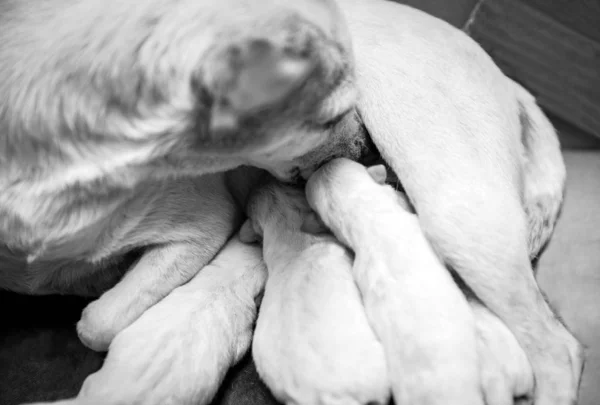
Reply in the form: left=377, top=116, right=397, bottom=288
left=389, top=0, right=478, bottom=27
left=525, top=0, right=600, bottom=43
left=465, top=0, right=600, bottom=139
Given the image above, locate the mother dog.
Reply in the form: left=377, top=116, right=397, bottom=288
left=0, top=0, right=582, bottom=404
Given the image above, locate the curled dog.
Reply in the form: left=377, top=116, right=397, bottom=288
left=1, top=0, right=581, bottom=403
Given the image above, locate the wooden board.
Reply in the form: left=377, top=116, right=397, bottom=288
left=465, top=0, right=600, bottom=139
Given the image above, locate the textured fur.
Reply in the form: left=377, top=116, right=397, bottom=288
left=332, top=2, right=581, bottom=405
left=240, top=168, right=533, bottom=405
left=0, top=0, right=358, bottom=351
left=242, top=178, right=390, bottom=405
left=1, top=0, right=580, bottom=404
left=76, top=235, right=266, bottom=405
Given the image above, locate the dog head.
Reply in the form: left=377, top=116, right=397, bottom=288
left=190, top=0, right=360, bottom=175
left=1, top=0, right=356, bottom=182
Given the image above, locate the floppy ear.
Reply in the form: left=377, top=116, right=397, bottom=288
left=239, top=219, right=261, bottom=243
left=205, top=38, right=315, bottom=135
left=366, top=164, right=387, bottom=185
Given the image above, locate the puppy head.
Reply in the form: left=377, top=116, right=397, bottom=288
left=240, top=175, right=328, bottom=243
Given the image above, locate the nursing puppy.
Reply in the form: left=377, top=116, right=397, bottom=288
left=307, top=159, right=534, bottom=405
left=76, top=235, right=266, bottom=405
left=238, top=174, right=390, bottom=405
left=236, top=165, right=533, bottom=405
left=22, top=234, right=266, bottom=405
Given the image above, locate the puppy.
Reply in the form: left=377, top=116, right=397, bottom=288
left=0, top=0, right=357, bottom=351
left=42, top=235, right=265, bottom=405
left=307, top=159, right=535, bottom=405
left=233, top=163, right=533, bottom=405
left=286, top=2, right=581, bottom=404
left=239, top=176, right=390, bottom=405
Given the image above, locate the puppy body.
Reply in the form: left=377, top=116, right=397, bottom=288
left=242, top=179, right=390, bottom=405
left=307, top=159, right=534, bottom=405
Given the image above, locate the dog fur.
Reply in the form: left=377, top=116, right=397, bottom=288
left=335, top=3, right=582, bottom=405
left=240, top=176, right=390, bottom=405
left=76, top=235, right=265, bottom=405
left=0, top=0, right=361, bottom=352
left=1, top=0, right=581, bottom=403
left=236, top=166, right=533, bottom=405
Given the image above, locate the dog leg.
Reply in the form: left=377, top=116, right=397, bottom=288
left=244, top=181, right=390, bottom=405
left=76, top=235, right=266, bottom=405
left=388, top=172, right=535, bottom=405
left=77, top=174, right=240, bottom=351
left=356, top=67, right=582, bottom=405
left=306, top=159, right=483, bottom=405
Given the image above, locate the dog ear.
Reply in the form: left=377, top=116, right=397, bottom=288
left=239, top=219, right=261, bottom=243
left=206, top=38, right=315, bottom=134
left=366, top=164, right=387, bottom=185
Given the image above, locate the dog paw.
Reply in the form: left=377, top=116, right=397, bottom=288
left=472, top=302, right=534, bottom=405
left=531, top=323, right=584, bottom=405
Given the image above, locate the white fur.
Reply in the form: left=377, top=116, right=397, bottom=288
left=338, top=1, right=582, bottom=404
left=307, top=159, right=482, bottom=405
left=307, top=159, right=536, bottom=405
left=3, top=0, right=580, bottom=403
left=75, top=173, right=240, bottom=351
left=244, top=182, right=390, bottom=405
left=75, top=236, right=264, bottom=405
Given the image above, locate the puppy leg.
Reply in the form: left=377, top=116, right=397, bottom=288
left=77, top=174, right=240, bottom=351
left=77, top=235, right=266, bottom=405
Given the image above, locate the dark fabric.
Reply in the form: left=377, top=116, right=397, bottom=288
left=0, top=291, right=278, bottom=405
